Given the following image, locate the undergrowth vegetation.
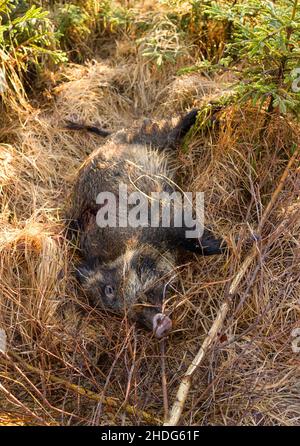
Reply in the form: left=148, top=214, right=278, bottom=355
left=0, top=0, right=300, bottom=426
left=1, top=1, right=300, bottom=114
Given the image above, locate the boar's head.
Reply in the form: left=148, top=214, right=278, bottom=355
left=76, top=245, right=175, bottom=338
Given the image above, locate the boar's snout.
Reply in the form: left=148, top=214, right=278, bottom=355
left=152, top=313, right=172, bottom=338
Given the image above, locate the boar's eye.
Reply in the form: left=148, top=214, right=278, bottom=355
left=104, top=285, right=115, bottom=299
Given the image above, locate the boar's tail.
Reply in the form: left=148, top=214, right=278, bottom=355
left=65, top=120, right=112, bottom=137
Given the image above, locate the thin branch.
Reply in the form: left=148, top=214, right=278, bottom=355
left=160, top=339, right=169, bottom=423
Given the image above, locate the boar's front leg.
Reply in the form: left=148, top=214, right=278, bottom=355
left=169, top=226, right=227, bottom=256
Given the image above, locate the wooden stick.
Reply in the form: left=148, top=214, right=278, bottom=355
left=160, top=339, right=169, bottom=423
left=7, top=351, right=161, bottom=425
left=164, top=146, right=300, bottom=426
left=164, top=301, right=229, bottom=426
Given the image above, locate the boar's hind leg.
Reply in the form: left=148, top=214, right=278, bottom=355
left=168, top=108, right=199, bottom=145
left=131, top=109, right=200, bottom=150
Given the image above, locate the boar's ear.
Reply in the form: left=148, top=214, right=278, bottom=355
left=169, top=226, right=227, bottom=256
left=75, top=257, right=101, bottom=283
left=75, top=262, right=93, bottom=283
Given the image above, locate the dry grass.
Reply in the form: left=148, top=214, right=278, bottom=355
left=0, top=42, right=300, bottom=426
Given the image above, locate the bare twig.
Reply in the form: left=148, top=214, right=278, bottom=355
left=160, top=339, right=169, bottom=423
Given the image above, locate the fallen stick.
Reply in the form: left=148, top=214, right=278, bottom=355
left=164, top=146, right=300, bottom=426
left=7, top=351, right=161, bottom=425
left=160, top=339, right=169, bottom=423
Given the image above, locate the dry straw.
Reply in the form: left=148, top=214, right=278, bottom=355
left=1, top=47, right=300, bottom=425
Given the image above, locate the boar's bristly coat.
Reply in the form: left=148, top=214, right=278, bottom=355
left=67, top=110, right=226, bottom=338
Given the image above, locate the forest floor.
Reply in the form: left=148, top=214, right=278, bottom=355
left=0, top=34, right=300, bottom=425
